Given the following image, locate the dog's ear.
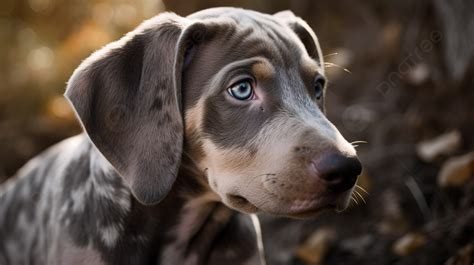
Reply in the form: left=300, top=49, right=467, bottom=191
left=274, top=10, right=324, bottom=67
left=65, top=13, right=198, bottom=205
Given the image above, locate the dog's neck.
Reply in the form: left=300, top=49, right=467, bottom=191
left=84, top=141, right=258, bottom=264
left=159, top=154, right=261, bottom=264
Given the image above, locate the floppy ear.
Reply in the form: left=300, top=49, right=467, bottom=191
left=274, top=10, right=324, bottom=67
left=65, top=13, right=196, bottom=205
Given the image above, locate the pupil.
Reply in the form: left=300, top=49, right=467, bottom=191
left=239, top=84, right=247, bottom=93
left=315, top=83, right=323, bottom=99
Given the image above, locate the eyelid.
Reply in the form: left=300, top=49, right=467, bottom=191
left=228, top=76, right=255, bottom=89
left=314, top=73, right=326, bottom=82
left=314, top=72, right=327, bottom=81
left=209, top=58, right=267, bottom=96
left=227, top=71, right=256, bottom=87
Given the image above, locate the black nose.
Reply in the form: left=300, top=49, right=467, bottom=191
left=313, top=153, right=362, bottom=192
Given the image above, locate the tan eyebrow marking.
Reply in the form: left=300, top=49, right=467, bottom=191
left=207, top=57, right=276, bottom=96
left=251, top=59, right=275, bottom=80
left=301, top=58, right=322, bottom=77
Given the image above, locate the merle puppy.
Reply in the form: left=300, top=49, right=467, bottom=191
left=0, top=7, right=361, bottom=265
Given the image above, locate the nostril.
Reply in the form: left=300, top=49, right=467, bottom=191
left=316, top=154, right=362, bottom=180
left=313, top=153, right=362, bottom=192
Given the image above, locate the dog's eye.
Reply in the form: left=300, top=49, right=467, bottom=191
left=227, top=80, right=254, bottom=100
left=314, top=76, right=326, bottom=100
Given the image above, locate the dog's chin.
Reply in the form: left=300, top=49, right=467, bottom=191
left=280, top=192, right=353, bottom=219
left=222, top=190, right=353, bottom=219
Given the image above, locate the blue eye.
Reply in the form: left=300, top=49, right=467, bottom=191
left=227, top=80, right=254, bottom=100
left=314, top=76, right=325, bottom=100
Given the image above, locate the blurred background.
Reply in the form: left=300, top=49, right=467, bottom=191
left=0, top=0, right=473, bottom=264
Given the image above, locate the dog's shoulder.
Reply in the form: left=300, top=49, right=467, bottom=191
left=0, top=134, right=93, bottom=264
left=0, top=134, right=90, bottom=226
left=0, top=134, right=135, bottom=265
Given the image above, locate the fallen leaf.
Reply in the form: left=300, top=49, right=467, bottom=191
left=416, top=130, right=462, bottom=162
left=296, top=228, right=337, bottom=265
left=392, top=232, right=427, bottom=256
left=438, top=152, right=474, bottom=187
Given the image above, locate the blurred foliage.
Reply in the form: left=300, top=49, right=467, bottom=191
left=0, top=0, right=164, bottom=177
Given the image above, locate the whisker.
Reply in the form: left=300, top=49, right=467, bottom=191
left=354, top=190, right=366, bottom=204
left=354, top=190, right=364, bottom=201
left=351, top=194, right=359, bottom=205
left=323, top=52, right=339, bottom=58
left=350, top=140, right=368, bottom=145
left=324, top=62, right=351, bottom=73
left=250, top=214, right=267, bottom=265
left=355, top=184, right=369, bottom=195
left=351, top=196, right=358, bottom=205
left=352, top=190, right=360, bottom=200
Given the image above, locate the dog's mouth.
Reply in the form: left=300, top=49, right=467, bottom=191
left=282, top=192, right=351, bottom=218
left=227, top=194, right=259, bottom=213
left=212, top=169, right=357, bottom=218
left=224, top=190, right=352, bottom=218
left=285, top=204, right=337, bottom=219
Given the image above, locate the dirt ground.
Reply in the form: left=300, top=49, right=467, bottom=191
left=1, top=0, right=473, bottom=264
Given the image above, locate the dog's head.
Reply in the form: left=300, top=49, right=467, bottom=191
left=65, top=7, right=361, bottom=218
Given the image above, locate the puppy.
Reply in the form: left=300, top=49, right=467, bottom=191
left=0, top=7, right=361, bottom=265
